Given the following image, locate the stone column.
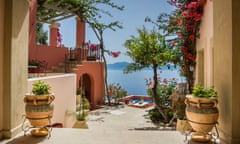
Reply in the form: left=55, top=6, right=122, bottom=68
left=1, top=0, right=28, bottom=139
left=49, top=23, right=60, bottom=47
left=76, top=17, right=85, bottom=48
left=213, top=0, right=240, bottom=143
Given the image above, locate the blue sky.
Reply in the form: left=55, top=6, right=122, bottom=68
left=44, top=0, right=174, bottom=64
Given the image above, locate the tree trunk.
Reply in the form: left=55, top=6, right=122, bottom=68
left=99, top=39, right=111, bottom=106
left=152, top=64, right=168, bottom=122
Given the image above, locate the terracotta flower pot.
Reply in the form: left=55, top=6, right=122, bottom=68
left=185, top=95, right=219, bottom=132
left=24, top=94, right=55, bottom=127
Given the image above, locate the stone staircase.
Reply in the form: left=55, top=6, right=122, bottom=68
left=51, top=60, right=82, bottom=73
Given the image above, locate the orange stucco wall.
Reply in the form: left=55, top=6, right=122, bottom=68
left=76, top=18, right=85, bottom=47
left=31, top=45, right=69, bottom=70
left=74, top=62, right=105, bottom=109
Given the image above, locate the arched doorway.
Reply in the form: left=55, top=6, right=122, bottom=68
left=79, top=74, right=92, bottom=107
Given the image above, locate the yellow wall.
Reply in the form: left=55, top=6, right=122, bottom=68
left=196, top=0, right=213, bottom=87
left=213, top=0, right=240, bottom=143
left=196, top=0, right=240, bottom=143
left=232, top=0, right=240, bottom=143
left=2, top=0, right=29, bottom=138
left=0, top=0, right=4, bottom=139
left=213, top=0, right=232, bottom=143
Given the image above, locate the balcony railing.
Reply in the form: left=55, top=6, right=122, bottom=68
left=65, top=44, right=102, bottom=72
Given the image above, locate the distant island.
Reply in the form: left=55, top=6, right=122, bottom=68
left=107, top=62, right=129, bottom=70
left=107, top=62, right=179, bottom=70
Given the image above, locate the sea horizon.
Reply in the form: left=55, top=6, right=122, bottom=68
left=107, top=68, right=185, bottom=96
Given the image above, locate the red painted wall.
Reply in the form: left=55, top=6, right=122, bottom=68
left=28, top=0, right=37, bottom=60
left=76, top=19, right=85, bottom=47
left=29, top=45, right=68, bottom=70
left=74, top=61, right=105, bottom=109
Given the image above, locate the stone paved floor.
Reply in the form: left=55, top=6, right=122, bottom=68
left=0, top=105, right=201, bottom=144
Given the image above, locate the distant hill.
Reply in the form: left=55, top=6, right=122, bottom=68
left=107, top=62, right=129, bottom=70
left=107, top=62, right=180, bottom=70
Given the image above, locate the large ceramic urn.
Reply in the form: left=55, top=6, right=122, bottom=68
left=24, top=94, right=55, bottom=127
left=185, top=95, right=219, bottom=132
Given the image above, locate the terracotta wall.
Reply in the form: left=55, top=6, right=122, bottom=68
left=0, top=0, right=4, bottom=140
left=28, top=0, right=37, bottom=59
left=74, top=62, right=105, bottom=109
left=76, top=18, right=85, bottom=47
left=28, top=74, right=76, bottom=128
left=31, top=45, right=69, bottom=70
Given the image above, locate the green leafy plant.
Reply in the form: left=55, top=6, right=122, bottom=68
left=32, top=80, right=51, bottom=95
left=107, top=83, right=127, bottom=104
left=76, top=96, right=90, bottom=121
left=192, top=85, right=217, bottom=98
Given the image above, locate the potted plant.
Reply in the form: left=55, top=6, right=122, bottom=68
left=24, top=80, right=55, bottom=127
left=170, top=83, right=191, bottom=132
left=73, top=96, right=90, bottom=129
left=185, top=85, right=219, bottom=133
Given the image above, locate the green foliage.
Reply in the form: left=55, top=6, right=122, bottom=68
left=82, top=97, right=90, bottom=110
left=192, top=85, right=217, bottom=98
left=146, top=78, right=177, bottom=109
left=76, top=112, right=88, bottom=121
left=32, top=80, right=51, bottom=95
left=107, top=83, right=127, bottom=104
left=36, top=22, right=48, bottom=45
left=76, top=96, right=90, bottom=121
left=148, top=107, right=174, bottom=124
left=76, top=88, right=84, bottom=95
left=124, top=27, right=176, bottom=73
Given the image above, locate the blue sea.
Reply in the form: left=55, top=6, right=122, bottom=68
left=107, top=69, right=185, bottom=95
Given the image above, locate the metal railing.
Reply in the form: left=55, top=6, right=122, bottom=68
left=64, top=45, right=102, bottom=73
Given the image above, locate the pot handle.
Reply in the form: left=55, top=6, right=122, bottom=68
left=47, top=95, right=55, bottom=104
left=184, top=99, right=189, bottom=106
left=197, top=99, right=218, bottom=108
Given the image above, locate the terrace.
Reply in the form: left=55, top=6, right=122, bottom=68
left=1, top=0, right=240, bottom=144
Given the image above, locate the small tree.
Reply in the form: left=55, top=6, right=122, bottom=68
left=124, top=27, right=176, bottom=122
left=36, top=22, right=48, bottom=45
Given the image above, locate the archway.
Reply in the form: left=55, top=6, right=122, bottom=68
left=79, top=74, right=92, bottom=107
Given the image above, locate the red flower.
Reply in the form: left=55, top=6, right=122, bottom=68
left=186, top=53, right=196, bottom=61
left=171, top=42, right=176, bottom=47
left=177, top=4, right=183, bottom=8
left=182, top=10, right=190, bottom=18
left=90, top=44, right=97, bottom=51
left=181, top=46, right=187, bottom=53
left=163, top=78, right=168, bottom=84
left=111, top=51, right=121, bottom=58
left=187, top=2, right=198, bottom=9
left=193, top=13, right=203, bottom=21
left=177, top=32, right=182, bottom=38
left=177, top=19, right=182, bottom=25
left=189, top=34, right=195, bottom=41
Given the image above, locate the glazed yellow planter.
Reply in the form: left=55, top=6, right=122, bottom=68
left=24, top=94, right=55, bottom=126
left=185, top=95, right=219, bottom=132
